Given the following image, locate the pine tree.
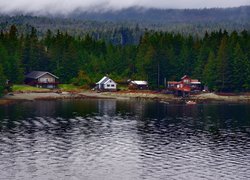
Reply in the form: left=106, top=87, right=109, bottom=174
left=232, top=43, right=249, bottom=91
left=203, top=51, right=218, bottom=91
left=0, top=64, right=6, bottom=96
left=72, top=70, right=92, bottom=87
left=216, top=36, right=229, bottom=91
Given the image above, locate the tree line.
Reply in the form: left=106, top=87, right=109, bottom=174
left=0, top=25, right=250, bottom=95
left=1, top=12, right=250, bottom=44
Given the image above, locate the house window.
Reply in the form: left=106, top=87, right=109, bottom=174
left=111, top=84, right=114, bottom=87
left=107, top=84, right=110, bottom=87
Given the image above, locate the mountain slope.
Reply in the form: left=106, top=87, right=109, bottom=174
left=71, top=6, right=250, bottom=24
left=0, top=6, right=249, bottom=43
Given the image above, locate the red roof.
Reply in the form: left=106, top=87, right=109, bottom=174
left=181, top=75, right=190, bottom=80
left=191, top=79, right=199, bottom=82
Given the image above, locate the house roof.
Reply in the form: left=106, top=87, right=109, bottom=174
left=96, top=76, right=116, bottom=85
left=25, top=71, right=59, bottom=79
left=181, top=75, right=190, bottom=79
left=168, top=80, right=201, bottom=85
left=191, top=81, right=201, bottom=84
left=130, top=81, right=148, bottom=85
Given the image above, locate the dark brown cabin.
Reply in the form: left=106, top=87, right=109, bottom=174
left=128, top=81, right=149, bottom=90
left=25, top=71, right=59, bottom=89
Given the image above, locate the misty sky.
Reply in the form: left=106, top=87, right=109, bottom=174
left=0, top=0, right=250, bottom=15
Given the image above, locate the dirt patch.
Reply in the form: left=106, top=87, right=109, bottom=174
left=215, top=93, right=240, bottom=96
left=192, top=93, right=250, bottom=103
left=0, top=99, right=15, bottom=105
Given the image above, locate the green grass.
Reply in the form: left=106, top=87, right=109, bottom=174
left=58, top=84, right=81, bottom=91
left=118, top=84, right=129, bottom=91
left=12, top=85, right=48, bottom=92
left=12, top=84, right=83, bottom=92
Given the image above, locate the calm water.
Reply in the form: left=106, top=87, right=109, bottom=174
left=0, top=99, right=250, bottom=180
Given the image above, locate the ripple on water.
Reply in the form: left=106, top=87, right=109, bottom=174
left=0, top=101, right=250, bottom=180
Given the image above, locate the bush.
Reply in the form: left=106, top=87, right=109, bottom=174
left=71, top=70, right=92, bottom=87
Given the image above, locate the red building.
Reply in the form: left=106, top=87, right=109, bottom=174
left=168, top=75, right=201, bottom=96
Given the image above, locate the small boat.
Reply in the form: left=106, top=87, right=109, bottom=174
left=186, top=100, right=196, bottom=105
left=160, top=101, right=169, bottom=104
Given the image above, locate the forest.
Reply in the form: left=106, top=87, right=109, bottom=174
left=0, top=6, right=250, bottom=43
left=0, top=25, right=250, bottom=96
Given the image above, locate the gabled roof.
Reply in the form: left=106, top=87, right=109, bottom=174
left=25, top=71, right=59, bottom=79
left=130, top=81, right=148, bottom=85
left=96, top=76, right=116, bottom=85
left=181, top=75, right=190, bottom=79
left=191, top=79, right=201, bottom=84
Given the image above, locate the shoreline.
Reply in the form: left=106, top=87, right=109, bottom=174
left=1, top=90, right=250, bottom=105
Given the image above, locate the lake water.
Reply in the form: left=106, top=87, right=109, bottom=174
left=0, top=99, right=250, bottom=180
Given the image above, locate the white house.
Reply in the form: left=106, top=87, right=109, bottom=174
left=96, top=76, right=117, bottom=91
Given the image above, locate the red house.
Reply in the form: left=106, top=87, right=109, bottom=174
left=168, top=75, right=201, bottom=96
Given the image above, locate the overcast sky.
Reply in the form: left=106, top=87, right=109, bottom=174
left=0, top=0, right=249, bottom=15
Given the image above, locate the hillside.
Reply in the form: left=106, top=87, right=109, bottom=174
left=71, top=6, right=250, bottom=24
left=0, top=6, right=249, bottom=44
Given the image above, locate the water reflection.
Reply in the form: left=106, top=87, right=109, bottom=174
left=0, top=99, right=250, bottom=179
left=98, top=99, right=117, bottom=115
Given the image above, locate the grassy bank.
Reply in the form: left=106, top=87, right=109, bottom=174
left=58, top=84, right=82, bottom=91
left=12, top=84, right=83, bottom=92
left=12, top=85, right=49, bottom=92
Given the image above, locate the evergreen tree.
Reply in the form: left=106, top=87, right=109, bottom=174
left=0, top=25, right=249, bottom=92
left=203, top=51, right=218, bottom=91
left=72, top=70, right=92, bottom=87
left=0, top=64, right=6, bottom=96
left=232, top=43, right=249, bottom=91
left=216, top=36, right=229, bottom=91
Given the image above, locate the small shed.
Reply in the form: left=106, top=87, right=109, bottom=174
left=25, top=71, right=59, bottom=89
left=129, top=81, right=148, bottom=90
left=96, top=76, right=117, bottom=91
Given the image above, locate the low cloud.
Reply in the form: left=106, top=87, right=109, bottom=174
left=0, top=0, right=249, bottom=15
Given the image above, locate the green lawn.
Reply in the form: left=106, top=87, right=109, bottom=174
left=58, top=84, right=81, bottom=91
left=12, top=85, right=49, bottom=92
left=118, top=84, right=129, bottom=91
left=12, top=84, right=83, bottom=92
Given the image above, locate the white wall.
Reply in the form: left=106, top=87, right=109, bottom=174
left=38, top=74, right=56, bottom=83
left=104, top=83, right=116, bottom=90
left=103, top=79, right=116, bottom=90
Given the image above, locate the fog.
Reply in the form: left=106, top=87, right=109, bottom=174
left=0, top=0, right=249, bottom=15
